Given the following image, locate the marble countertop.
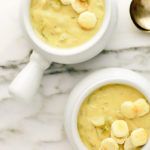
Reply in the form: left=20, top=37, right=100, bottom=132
left=1, top=47, right=150, bottom=150
left=1, top=0, right=150, bottom=150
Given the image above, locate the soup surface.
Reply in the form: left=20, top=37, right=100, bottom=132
left=78, top=84, right=150, bottom=150
left=30, top=0, right=105, bottom=48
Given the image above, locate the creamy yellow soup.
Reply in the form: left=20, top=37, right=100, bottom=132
left=78, top=84, right=150, bottom=150
left=30, top=0, right=105, bottom=48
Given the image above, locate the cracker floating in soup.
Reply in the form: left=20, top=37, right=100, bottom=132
left=77, top=84, right=150, bottom=150
left=30, top=0, right=105, bottom=48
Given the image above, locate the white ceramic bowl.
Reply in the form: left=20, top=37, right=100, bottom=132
left=9, top=0, right=117, bottom=101
left=64, top=68, right=150, bottom=150
left=23, top=0, right=117, bottom=64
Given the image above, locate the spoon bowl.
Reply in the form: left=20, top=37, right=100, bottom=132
left=130, top=0, right=150, bottom=32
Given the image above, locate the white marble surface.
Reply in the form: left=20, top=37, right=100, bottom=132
left=1, top=0, right=150, bottom=150
left=1, top=48, right=150, bottom=150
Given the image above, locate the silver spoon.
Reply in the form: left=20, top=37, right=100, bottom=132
left=130, top=0, right=150, bottom=32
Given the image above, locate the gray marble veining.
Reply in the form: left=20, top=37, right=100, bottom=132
left=0, top=0, right=150, bottom=149
left=0, top=46, right=150, bottom=150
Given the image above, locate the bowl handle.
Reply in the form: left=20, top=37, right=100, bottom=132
left=9, top=51, right=51, bottom=102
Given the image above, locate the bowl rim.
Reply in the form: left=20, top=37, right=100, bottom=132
left=65, top=68, right=150, bottom=150
left=23, top=0, right=112, bottom=57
